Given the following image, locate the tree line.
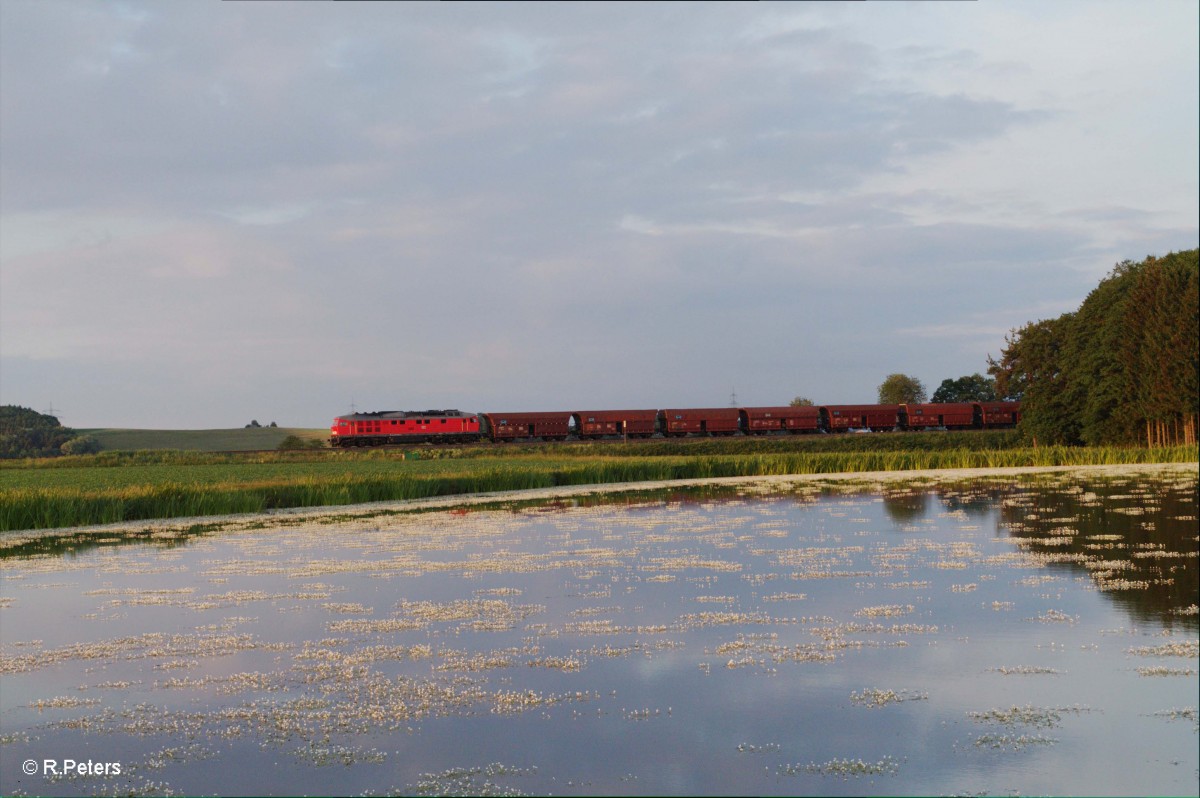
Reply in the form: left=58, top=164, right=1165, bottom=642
left=791, top=372, right=1000, bottom=409
left=0, top=406, right=100, bottom=458
left=987, top=249, right=1197, bottom=446
left=789, top=249, right=1197, bottom=447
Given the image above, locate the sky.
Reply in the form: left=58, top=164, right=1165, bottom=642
left=1, top=1, right=1197, bottom=430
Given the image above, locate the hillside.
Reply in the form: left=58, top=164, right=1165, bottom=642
left=76, top=427, right=328, bottom=452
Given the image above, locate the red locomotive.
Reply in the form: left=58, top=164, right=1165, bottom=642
left=329, top=409, right=481, bottom=447
left=330, top=401, right=1020, bottom=447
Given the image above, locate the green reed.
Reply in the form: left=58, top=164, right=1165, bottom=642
left=1, top=445, right=1194, bottom=531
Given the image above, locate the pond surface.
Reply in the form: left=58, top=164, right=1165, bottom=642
left=2, top=469, right=1197, bottom=797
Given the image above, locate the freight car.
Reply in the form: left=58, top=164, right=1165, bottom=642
left=573, top=409, right=659, bottom=439
left=481, top=411, right=571, bottom=442
left=900, top=402, right=976, bottom=431
left=329, top=401, right=1020, bottom=447
left=821, top=404, right=903, bottom=432
left=661, top=408, right=741, bottom=437
left=740, top=406, right=821, bottom=435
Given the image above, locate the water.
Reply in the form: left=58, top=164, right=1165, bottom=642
left=1, top=469, right=1196, bottom=796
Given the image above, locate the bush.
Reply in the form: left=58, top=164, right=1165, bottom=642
left=61, top=435, right=102, bottom=455
left=277, top=435, right=324, bottom=451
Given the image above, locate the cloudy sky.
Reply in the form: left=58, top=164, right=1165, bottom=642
left=2, top=1, right=1196, bottom=429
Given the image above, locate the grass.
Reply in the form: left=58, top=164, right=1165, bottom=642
left=75, top=427, right=329, bottom=452
left=1, top=440, right=1195, bottom=532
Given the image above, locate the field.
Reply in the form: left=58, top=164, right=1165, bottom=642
left=2, top=429, right=1196, bottom=532
left=77, top=427, right=329, bottom=452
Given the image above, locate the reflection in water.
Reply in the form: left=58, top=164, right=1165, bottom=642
left=0, top=468, right=1196, bottom=797
left=994, top=475, right=1198, bottom=631
left=881, top=488, right=930, bottom=524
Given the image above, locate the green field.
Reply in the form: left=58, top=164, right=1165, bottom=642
left=77, top=427, right=329, bottom=452
left=1, top=430, right=1195, bottom=532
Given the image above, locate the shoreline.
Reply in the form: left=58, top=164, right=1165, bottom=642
left=6, top=460, right=1196, bottom=541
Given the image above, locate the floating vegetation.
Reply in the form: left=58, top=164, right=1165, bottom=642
left=855, top=604, right=914, bottom=618
left=321, top=602, right=371, bottom=614
left=1, top=631, right=287, bottom=675
left=143, top=742, right=218, bottom=771
left=406, top=763, right=537, bottom=797
left=326, top=618, right=426, bottom=634
left=28, top=695, right=101, bottom=710
left=1127, top=641, right=1199, bottom=658
left=1151, top=707, right=1198, bottom=732
left=973, top=733, right=1058, bottom=750
left=780, top=756, right=901, bottom=777
left=0, top=468, right=1195, bottom=796
left=761, top=591, right=807, bottom=602
left=490, top=689, right=598, bottom=716
left=1152, top=706, right=1197, bottom=721
left=291, top=741, right=387, bottom=767
left=968, top=704, right=1094, bottom=729
left=0, top=730, right=34, bottom=745
left=526, top=655, right=583, bottom=671
left=850, top=688, right=929, bottom=707
left=1137, top=666, right=1197, bottom=677
left=621, top=706, right=667, bottom=721
left=1028, top=609, right=1079, bottom=624
left=736, top=742, right=782, bottom=753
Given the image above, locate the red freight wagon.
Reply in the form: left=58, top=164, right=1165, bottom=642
left=482, top=411, right=572, bottom=442
left=904, top=403, right=976, bottom=430
left=821, top=404, right=902, bottom=432
left=659, top=408, right=741, bottom=437
left=329, top=409, right=480, bottom=447
left=976, top=401, right=1021, bottom=428
left=740, top=406, right=821, bottom=434
left=571, top=409, right=659, bottom=439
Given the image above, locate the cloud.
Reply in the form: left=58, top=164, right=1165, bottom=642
left=1, top=1, right=1195, bottom=427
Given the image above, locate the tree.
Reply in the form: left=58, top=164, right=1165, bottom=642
left=1117, top=250, right=1199, bottom=445
left=877, top=374, right=926, bottom=405
left=61, top=435, right=101, bottom=455
left=931, top=374, right=997, bottom=403
left=1066, top=259, right=1139, bottom=445
left=986, top=247, right=1198, bottom=446
left=988, top=315, right=1079, bottom=444
left=0, top=405, right=76, bottom=458
left=789, top=396, right=815, bottom=407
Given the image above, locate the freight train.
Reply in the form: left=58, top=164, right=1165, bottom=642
left=328, top=401, right=1021, bottom=448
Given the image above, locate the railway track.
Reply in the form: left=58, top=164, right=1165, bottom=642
left=233, top=427, right=1006, bottom=456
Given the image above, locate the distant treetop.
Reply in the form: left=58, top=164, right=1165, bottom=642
left=931, top=374, right=998, bottom=403
left=877, top=374, right=927, bottom=405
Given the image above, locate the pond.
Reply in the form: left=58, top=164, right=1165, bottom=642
left=1, top=468, right=1196, bottom=797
